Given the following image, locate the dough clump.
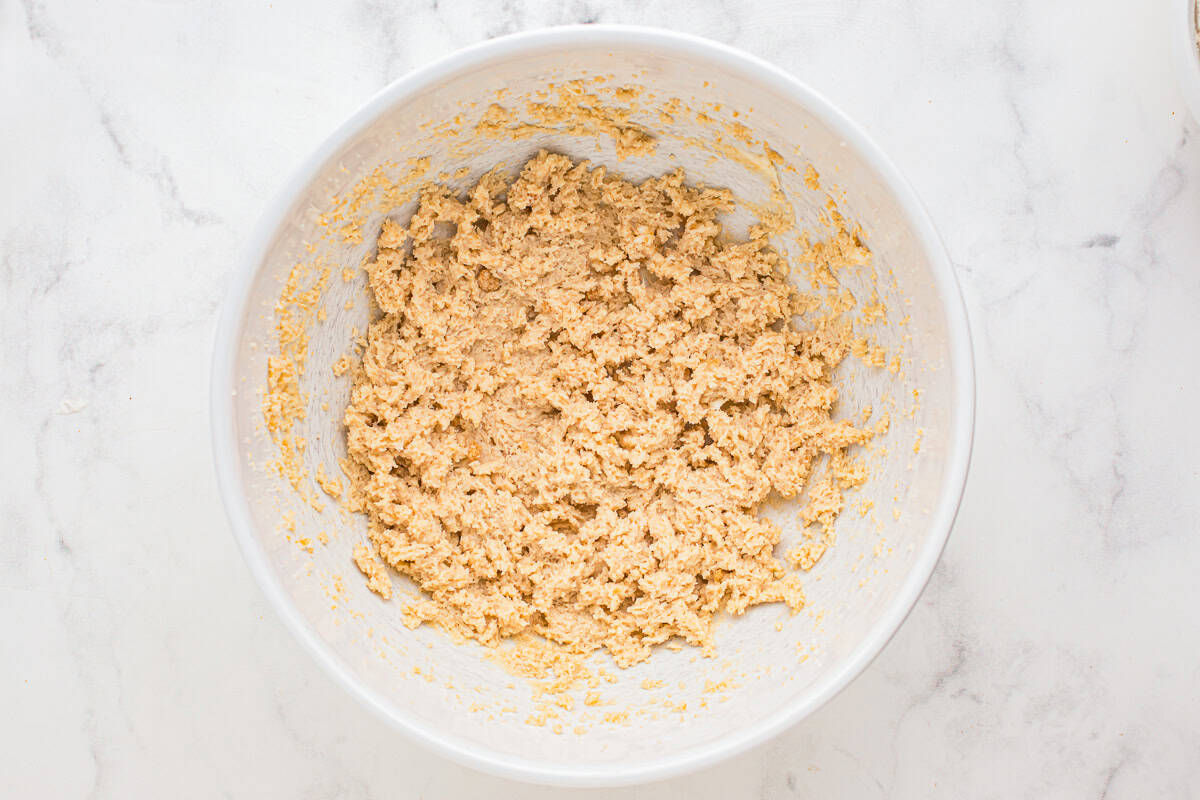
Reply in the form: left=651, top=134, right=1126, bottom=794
left=344, top=152, right=870, bottom=666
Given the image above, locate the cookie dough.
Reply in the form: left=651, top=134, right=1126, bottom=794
left=344, top=152, right=872, bottom=666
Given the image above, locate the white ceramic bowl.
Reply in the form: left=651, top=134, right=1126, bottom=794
left=1174, top=0, right=1200, bottom=121
left=211, top=26, right=974, bottom=786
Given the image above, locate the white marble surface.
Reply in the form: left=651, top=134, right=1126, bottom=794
left=3, top=0, right=1199, bottom=796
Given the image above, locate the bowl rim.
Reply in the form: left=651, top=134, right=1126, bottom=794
left=1173, top=0, right=1200, bottom=121
left=210, top=24, right=976, bottom=788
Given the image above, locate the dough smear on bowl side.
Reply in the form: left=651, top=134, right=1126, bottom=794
left=342, top=151, right=881, bottom=668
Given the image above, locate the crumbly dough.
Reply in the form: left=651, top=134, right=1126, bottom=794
left=352, top=543, right=392, bottom=600
left=344, top=152, right=872, bottom=666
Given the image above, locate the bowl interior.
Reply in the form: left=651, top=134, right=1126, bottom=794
left=217, top=31, right=967, bottom=782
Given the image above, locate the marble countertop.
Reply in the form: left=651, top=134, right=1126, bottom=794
left=4, top=0, right=1199, bottom=796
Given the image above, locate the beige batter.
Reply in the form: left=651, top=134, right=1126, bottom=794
left=343, top=152, right=875, bottom=667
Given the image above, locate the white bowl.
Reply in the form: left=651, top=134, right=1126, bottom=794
left=211, top=26, right=974, bottom=786
left=1174, top=0, right=1200, bottom=121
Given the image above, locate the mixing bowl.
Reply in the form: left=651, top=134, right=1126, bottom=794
left=210, top=26, right=974, bottom=786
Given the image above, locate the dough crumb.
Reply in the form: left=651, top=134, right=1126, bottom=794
left=353, top=543, right=393, bottom=600
left=803, top=164, right=821, bottom=191
left=315, top=463, right=343, bottom=498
